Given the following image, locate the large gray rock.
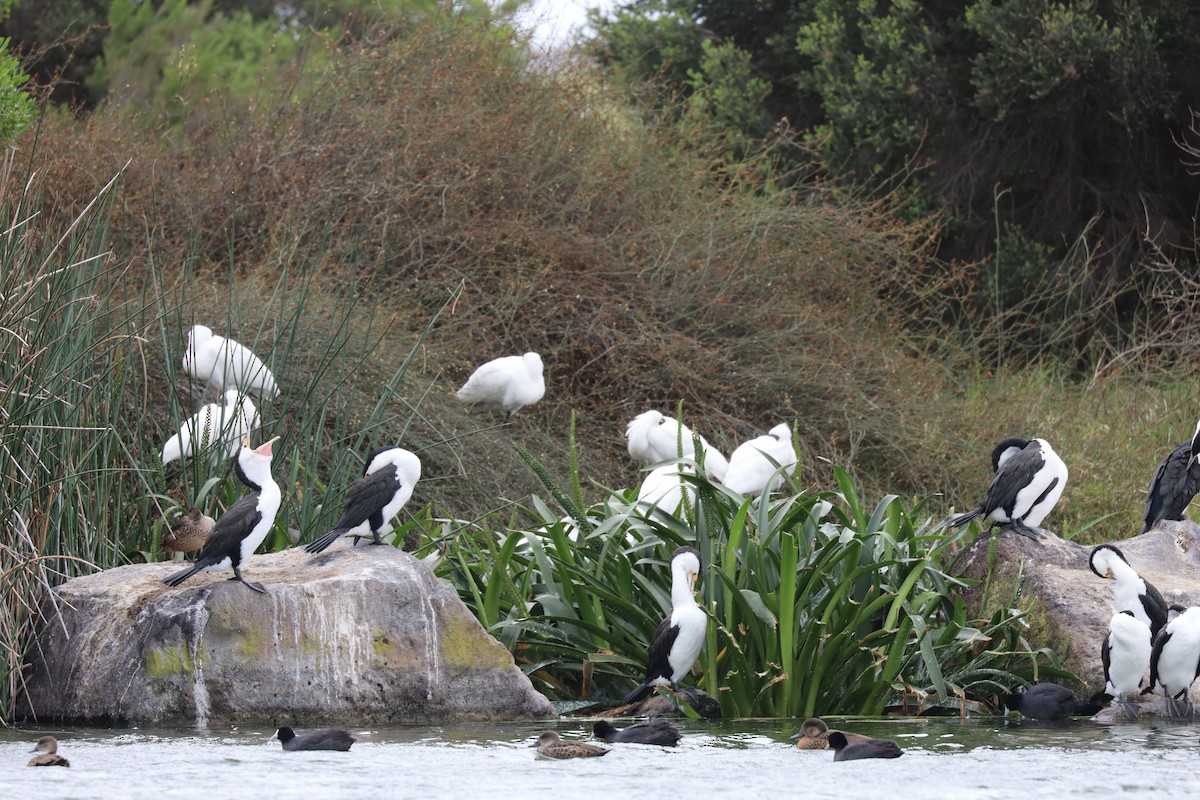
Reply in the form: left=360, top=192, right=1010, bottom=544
left=956, top=520, right=1200, bottom=717
left=17, top=546, right=555, bottom=726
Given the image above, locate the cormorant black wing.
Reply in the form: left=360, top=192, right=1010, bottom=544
left=984, top=447, right=1043, bottom=517
left=1141, top=580, right=1169, bottom=638
left=196, top=492, right=263, bottom=563
left=333, top=465, right=399, bottom=529
left=1101, top=630, right=1112, bottom=685
left=1142, top=442, right=1192, bottom=533
left=644, top=614, right=680, bottom=680
left=1147, top=626, right=1172, bottom=694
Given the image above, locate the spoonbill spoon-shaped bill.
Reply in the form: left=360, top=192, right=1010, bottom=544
left=625, top=409, right=728, bottom=481
left=162, top=389, right=259, bottom=465
left=1140, top=420, right=1200, bottom=534
left=949, top=437, right=1067, bottom=538
left=183, top=324, right=280, bottom=399
left=305, top=446, right=422, bottom=553
left=161, top=436, right=282, bottom=594
left=722, top=423, right=797, bottom=497
left=456, top=352, right=545, bottom=419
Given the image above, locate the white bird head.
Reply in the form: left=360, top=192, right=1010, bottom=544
left=671, top=546, right=702, bottom=591
left=523, top=352, right=544, bottom=377
left=1089, top=543, right=1131, bottom=581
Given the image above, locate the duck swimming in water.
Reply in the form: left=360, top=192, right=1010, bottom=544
left=593, top=719, right=681, bottom=746
left=27, top=736, right=69, bottom=767
left=826, top=731, right=903, bottom=761
left=275, top=726, right=355, bottom=752
left=1002, top=682, right=1102, bottom=721
left=530, top=730, right=609, bottom=759
left=789, top=717, right=873, bottom=751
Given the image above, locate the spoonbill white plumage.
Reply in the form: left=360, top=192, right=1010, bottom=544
left=723, top=423, right=797, bottom=497
left=183, top=324, right=280, bottom=399
left=161, top=389, right=259, bottom=465
left=456, top=352, right=545, bottom=419
left=625, top=410, right=728, bottom=481
left=636, top=461, right=697, bottom=513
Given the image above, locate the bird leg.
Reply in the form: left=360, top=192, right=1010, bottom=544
left=1166, top=696, right=1194, bottom=721
left=1117, top=701, right=1139, bottom=722
left=230, top=566, right=267, bottom=594
left=1007, top=520, right=1042, bottom=540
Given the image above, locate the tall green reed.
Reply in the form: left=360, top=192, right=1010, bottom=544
left=0, top=155, right=448, bottom=721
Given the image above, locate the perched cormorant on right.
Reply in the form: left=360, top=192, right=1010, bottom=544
left=305, top=446, right=422, bottom=554
left=1146, top=604, right=1200, bottom=720
left=622, top=547, right=706, bottom=706
left=1139, top=420, right=1200, bottom=534
left=949, top=437, right=1068, bottom=538
left=1088, top=544, right=1168, bottom=638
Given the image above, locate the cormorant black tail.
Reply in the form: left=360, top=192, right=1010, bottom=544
left=305, top=527, right=350, bottom=554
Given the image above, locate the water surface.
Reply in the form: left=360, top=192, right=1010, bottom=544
left=3, top=718, right=1198, bottom=800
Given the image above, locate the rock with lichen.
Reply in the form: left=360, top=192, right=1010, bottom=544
left=17, top=546, right=555, bottom=726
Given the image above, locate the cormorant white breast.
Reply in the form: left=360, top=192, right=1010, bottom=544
left=161, top=436, right=281, bottom=593
left=623, top=546, right=706, bottom=705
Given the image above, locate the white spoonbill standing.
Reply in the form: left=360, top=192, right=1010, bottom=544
left=161, top=389, right=258, bottom=465
left=161, top=436, right=282, bottom=593
left=456, top=352, right=545, bottom=420
left=625, top=410, right=729, bottom=482
left=723, top=423, right=797, bottom=497
left=183, top=324, right=280, bottom=399
left=305, top=445, right=422, bottom=553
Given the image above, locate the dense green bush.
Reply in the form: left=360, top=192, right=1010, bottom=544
left=431, top=447, right=1063, bottom=717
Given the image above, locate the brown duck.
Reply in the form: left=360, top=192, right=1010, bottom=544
left=162, top=508, right=216, bottom=555
left=789, top=717, right=873, bottom=750
left=28, top=736, right=70, bottom=767
left=530, top=731, right=609, bottom=759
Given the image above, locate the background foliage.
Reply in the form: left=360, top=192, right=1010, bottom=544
left=1, top=2, right=1198, bottom=723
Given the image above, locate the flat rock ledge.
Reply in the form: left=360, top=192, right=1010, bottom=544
left=17, top=545, right=555, bottom=727
left=956, top=520, right=1200, bottom=719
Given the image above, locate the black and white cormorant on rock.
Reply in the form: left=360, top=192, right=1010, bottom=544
left=1002, top=682, right=1101, bottom=721
left=276, top=726, right=355, bottom=752
left=530, top=731, right=609, bottom=759
left=826, top=731, right=903, bottom=761
left=623, top=546, right=706, bottom=705
left=1098, top=610, right=1152, bottom=720
left=27, top=736, right=69, bottom=767
left=949, top=437, right=1068, bottom=538
left=305, top=446, right=422, bottom=554
left=592, top=719, right=682, bottom=746
left=1146, top=604, right=1200, bottom=719
left=161, top=436, right=281, bottom=593
left=1089, top=544, right=1168, bottom=638
left=1139, top=420, right=1200, bottom=534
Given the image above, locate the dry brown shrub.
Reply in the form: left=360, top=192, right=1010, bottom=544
left=20, top=19, right=953, bottom=521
